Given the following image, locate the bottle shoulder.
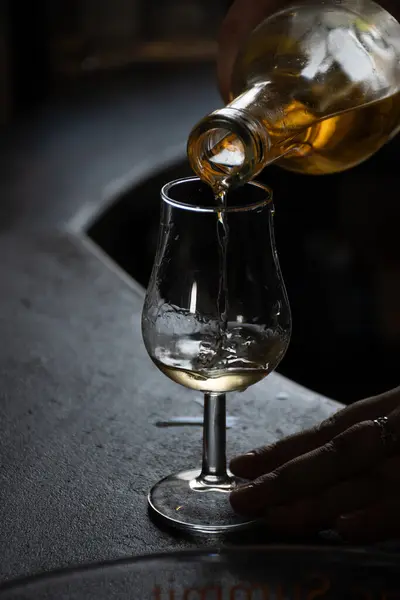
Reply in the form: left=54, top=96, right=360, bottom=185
left=231, top=0, right=400, bottom=98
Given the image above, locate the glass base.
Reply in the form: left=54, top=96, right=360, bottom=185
left=148, top=468, right=256, bottom=534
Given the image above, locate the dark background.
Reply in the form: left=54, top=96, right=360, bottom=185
left=1, top=0, right=399, bottom=404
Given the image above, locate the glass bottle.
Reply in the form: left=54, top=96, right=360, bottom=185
left=187, top=0, right=400, bottom=191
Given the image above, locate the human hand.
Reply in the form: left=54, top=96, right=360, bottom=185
left=217, top=0, right=400, bottom=103
left=229, top=387, right=400, bottom=543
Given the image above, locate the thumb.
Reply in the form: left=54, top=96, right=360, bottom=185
left=217, top=0, right=282, bottom=102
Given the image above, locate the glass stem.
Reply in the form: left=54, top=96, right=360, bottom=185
left=199, top=392, right=230, bottom=485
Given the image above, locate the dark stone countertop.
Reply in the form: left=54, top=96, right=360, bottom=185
left=0, top=65, right=342, bottom=583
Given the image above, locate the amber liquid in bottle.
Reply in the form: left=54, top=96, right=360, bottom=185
left=189, top=88, right=400, bottom=189
left=188, top=1, right=400, bottom=192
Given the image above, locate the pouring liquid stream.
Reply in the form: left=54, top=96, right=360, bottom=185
left=215, top=187, right=230, bottom=354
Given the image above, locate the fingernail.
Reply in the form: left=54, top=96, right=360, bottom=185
left=336, top=513, right=362, bottom=539
left=338, top=514, right=354, bottom=521
left=338, top=511, right=362, bottom=524
left=230, top=452, right=255, bottom=472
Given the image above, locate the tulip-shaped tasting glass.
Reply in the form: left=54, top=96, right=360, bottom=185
left=142, top=176, right=291, bottom=534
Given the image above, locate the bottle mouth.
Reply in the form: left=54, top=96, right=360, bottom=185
left=201, top=128, right=246, bottom=170
left=187, top=108, right=269, bottom=190
left=187, top=123, right=246, bottom=190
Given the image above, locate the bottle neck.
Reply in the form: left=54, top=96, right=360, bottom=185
left=187, top=83, right=278, bottom=192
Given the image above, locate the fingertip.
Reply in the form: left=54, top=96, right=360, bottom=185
left=217, top=0, right=265, bottom=102
left=229, top=451, right=256, bottom=476
left=335, top=512, right=365, bottom=542
left=230, top=446, right=280, bottom=479
left=217, top=0, right=285, bottom=102
left=230, top=472, right=278, bottom=515
left=216, top=9, right=240, bottom=102
left=230, top=482, right=258, bottom=515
